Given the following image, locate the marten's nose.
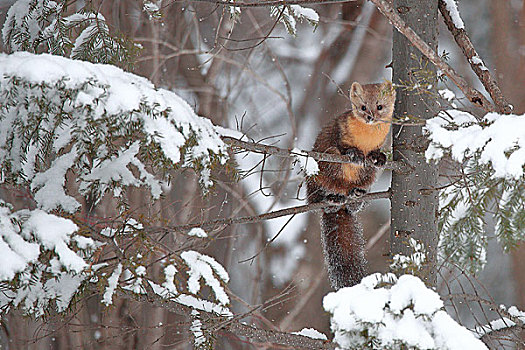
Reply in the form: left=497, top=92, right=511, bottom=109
left=366, top=114, right=374, bottom=122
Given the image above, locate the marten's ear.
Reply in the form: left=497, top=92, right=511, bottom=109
left=350, top=82, right=363, bottom=98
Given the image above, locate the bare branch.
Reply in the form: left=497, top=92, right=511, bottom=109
left=222, top=136, right=405, bottom=172
left=181, top=0, right=357, bottom=8
left=438, top=0, right=511, bottom=114
left=148, top=190, right=391, bottom=234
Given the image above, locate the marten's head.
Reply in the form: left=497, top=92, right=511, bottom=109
left=350, top=81, right=396, bottom=124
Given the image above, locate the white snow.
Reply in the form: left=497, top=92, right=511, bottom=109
left=23, top=209, right=86, bottom=273
left=290, top=5, right=320, bottom=23
left=292, top=147, right=319, bottom=176
left=324, top=273, right=487, bottom=349
left=181, top=251, right=230, bottom=305
left=470, top=55, right=488, bottom=71
left=102, top=263, right=122, bottom=306
left=0, top=206, right=40, bottom=281
left=30, top=148, right=81, bottom=213
left=292, top=328, right=328, bottom=340
left=162, top=264, right=178, bottom=294
left=188, top=228, right=208, bottom=238
left=0, top=52, right=229, bottom=210
left=425, top=110, right=525, bottom=180
left=438, top=89, right=456, bottom=102
left=443, top=0, right=465, bottom=29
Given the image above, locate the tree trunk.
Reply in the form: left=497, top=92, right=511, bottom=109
left=391, top=0, right=439, bottom=286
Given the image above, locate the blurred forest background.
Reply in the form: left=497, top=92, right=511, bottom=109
left=0, top=0, right=524, bottom=348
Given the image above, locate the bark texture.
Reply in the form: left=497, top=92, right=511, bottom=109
left=391, top=0, right=439, bottom=286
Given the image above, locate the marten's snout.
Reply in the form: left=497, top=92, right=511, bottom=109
left=366, top=114, right=374, bottom=122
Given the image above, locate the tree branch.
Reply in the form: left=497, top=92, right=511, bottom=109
left=118, top=285, right=336, bottom=349
left=369, top=0, right=495, bottom=113
left=222, top=136, right=405, bottom=172
left=437, top=0, right=511, bottom=114
left=148, top=190, right=391, bottom=234
left=186, top=0, right=357, bottom=7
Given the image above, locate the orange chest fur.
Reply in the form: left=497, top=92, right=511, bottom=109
left=341, top=118, right=390, bottom=154
left=340, top=119, right=390, bottom=184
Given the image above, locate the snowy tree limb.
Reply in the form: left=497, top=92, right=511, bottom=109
left=369, top=0, right=496, bottom=113
left=437, top=0, right=512, bottom=114
left=118, top=285, right=336, bottom=349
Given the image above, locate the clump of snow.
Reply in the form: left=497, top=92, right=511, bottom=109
left=23, top=209, right=86, bottom=273
left=443, top=0, right=465, bottom=29
left=270, top=5, right=318, bottom=36
left=181, top=251, right=230, bottom=305
left=290, top=5, right=320, bottom=23
left=292, top=148, right=319, bottom=176
left=470, top=55, right=488, bottom=71
left=188, top=228, right=208, bottom=238
left=438, top=89, right=457, bottom=107
left=476, top=305, right=525, bottom=338
left=162, top=264, right=178, bottom=294
left=292, top=328, right=328, bottom=340
left=102, top=263, right=122, bottom=306
left=190, top=310, right=206, bottom=347
left=425, top=110, right=525, bottom=180
left=323, top=273, right=487, bottom=349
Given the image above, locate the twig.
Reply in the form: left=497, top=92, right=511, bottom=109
left=147, top=190, right=391, bottom=234
left=437, top=0, right=511, bottom=114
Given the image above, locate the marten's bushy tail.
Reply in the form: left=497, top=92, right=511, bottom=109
left=321, top=208, right=366, bottom=289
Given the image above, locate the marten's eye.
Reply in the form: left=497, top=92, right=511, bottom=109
left=377, top=105, right=383, bottom=111
left=361, top=105, right=367, bottom=111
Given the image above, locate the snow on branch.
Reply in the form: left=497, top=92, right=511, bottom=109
left=425, top=110, right=525, bottom=273
left=0, top=202, right=96, bottom=316
left=324, top=273, right=488, bottom=350
left=0, top=52, right=229, bottom=212
left=2, top=0, right=138, bottom=65
left=426, top=110, right=525, bottom=180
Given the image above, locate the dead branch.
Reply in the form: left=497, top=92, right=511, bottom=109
left=369, top=0, right=496, bottom=113
left=437, top=0, right=511, bottom=114
left=222, top=136, right=405, bottom=172
left=118, top=285, right=336, bottom=349
left=185, top=0, right=356, bottom=8
left=148, top=190, right=391, bottom=234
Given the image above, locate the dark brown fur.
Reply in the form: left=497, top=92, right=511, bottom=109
left=306, top=81, right=395, bottom=289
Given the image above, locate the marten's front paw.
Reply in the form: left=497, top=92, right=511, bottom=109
left=343, top=147, right=365, bottom=164
left=367, top=150, right=386, bottom=166
left=325, top=193, right=347, bottom=203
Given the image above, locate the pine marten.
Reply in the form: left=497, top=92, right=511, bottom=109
left=306, top=81, right=395, bottom=289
